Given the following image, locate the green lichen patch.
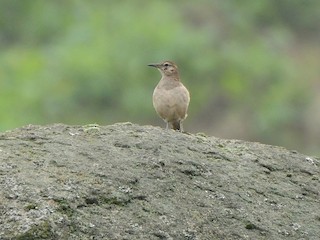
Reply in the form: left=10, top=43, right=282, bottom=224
left=15, top=221, right=57, bottom=240
left=101, top=196, right=131, bottom=207
left=24, top=203, right=38, bottom=211
left=54, top=199, right=76, bottom=217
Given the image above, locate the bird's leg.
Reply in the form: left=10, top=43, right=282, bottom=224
left=165, top=122, right=169, bottom=130
left=179, top=122, right=184, bottom=132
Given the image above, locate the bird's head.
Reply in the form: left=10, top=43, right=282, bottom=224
left=148, top=61, right=179, bottom=77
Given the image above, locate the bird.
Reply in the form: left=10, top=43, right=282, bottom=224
left=148, top=60, right=190, bottom=132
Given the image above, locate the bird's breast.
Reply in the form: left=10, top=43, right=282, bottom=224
left=153, top=84, right=190, bottom=121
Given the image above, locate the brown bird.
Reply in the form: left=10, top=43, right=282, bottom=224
left=148, top=60, right=190, bottom=132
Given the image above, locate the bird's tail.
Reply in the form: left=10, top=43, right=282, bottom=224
left=172, top=121, right=182, bottom=132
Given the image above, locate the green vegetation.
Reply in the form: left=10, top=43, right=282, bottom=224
left=1, top=1, right=319, bottom=155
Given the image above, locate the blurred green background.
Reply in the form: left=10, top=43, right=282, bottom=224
left=1, top=0, right=319, bottom=155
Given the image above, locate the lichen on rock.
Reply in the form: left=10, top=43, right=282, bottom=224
left=0, top=123, right=319, bottom=239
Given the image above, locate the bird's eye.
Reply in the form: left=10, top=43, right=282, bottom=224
left=164, top=63, right=169, bottom=67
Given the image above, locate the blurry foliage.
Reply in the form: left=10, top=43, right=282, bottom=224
left=0, top=0, right=319, bottom=155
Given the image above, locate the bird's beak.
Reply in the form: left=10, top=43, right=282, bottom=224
left=148, top=63, right=160, bottom=68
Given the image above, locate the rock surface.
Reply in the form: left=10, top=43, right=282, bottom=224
left=0, top=123, right=319, bottom=239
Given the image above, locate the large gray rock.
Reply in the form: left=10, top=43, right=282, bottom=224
left=0, top=123, right=319, bottom=239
